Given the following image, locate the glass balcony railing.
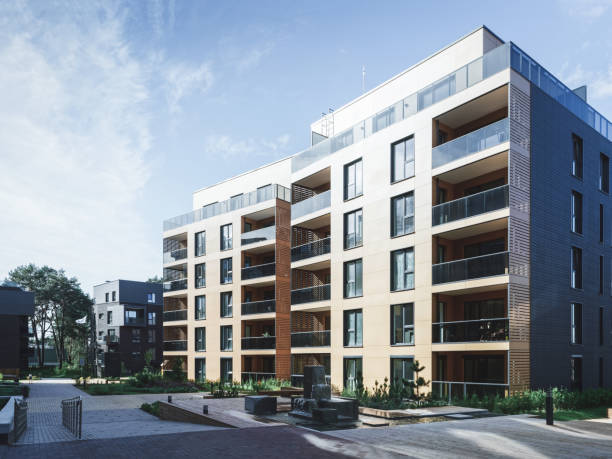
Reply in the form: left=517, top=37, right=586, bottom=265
left=291, top=237, right=331, bottom=262
left=242, top=372, right=276, bottom=382
left=241, top=299, right=276, bottom=315
left=241, top=226, right=275, bottom=246
left=163, top=278, right=187, bottom=292
left=432, top=118, right=509, bottom=169
left=241, top=336, right=276, bottom=350
left=163, top=247, right=187, bottom=264
left=291, top=330, right=330, bottom=347
left=163, top=340, right=187, bottom=351
left=432, top=184, right=509, bottom=226
left=124, top=315, right=145, bottom=326
left=291, top=190, right=331, bottom=220
left=163, top=309, right=188, bottom=322
left=432, top=381, right=508, bottom=402
left=432, top=251, right=509, bottom=285
left=241, top=262, right=276, bottom=280
left=432, top=318, right=509, bottom=343
left=291, top=284, right=331, bottom=305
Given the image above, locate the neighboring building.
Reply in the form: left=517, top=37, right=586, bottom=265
left=0, top=284, right=34, bottom=375
left=161, top=26, right=612, bottom=394
left=93, top=280, right=163, bottom=376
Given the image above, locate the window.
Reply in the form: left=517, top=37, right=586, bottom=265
left=221, top=358, right=233, bottom=382
left=570, top=357, right=583, bottom=391
left=108, top=329, right=115, bottom=338
left=131, top=329, right=140, bottom=344
left=107, top=311, right=112, bottom=325
left=571, top=247, right=582, bottom=289
left=195, top=358, right=206, bottom=381
left=98, top=313, right=103, bottom=320
left=195, top=263, right=206, bottom=288
left=391, top=358, right=414, bottom=384
left=391, top=303, right=414, bottom=345
left=112, top=291, right=116, bottom=301
left=572, top=134, right=583, bottom=178
left=600, top=153, right=610, bottom=193
left=601, top=204, right=605, bottom=243
left=344, top=209, right=363, bottom=249
left=391, top=248, right=415, bottom=291
left=570, top=303, right=582, bottom=344
left=344, top=259, right=363, bottom=298
left=195, top=231, right=206, bottom=257
left=105, top=292, right=109, bottom=302
left=391, top=192, right=415, bottom=237
left=147, top=312, right=156, bottom=326
left=343, top=309, right=363, bottom=347
left=220, top=258, right=233, bottom=284
left=147, top=293, right=156, bottom=303
left=344, top=159, right=363, bottom=200
left=195, top=295, right=206, bottom=320
left=571, top=191, right=582, bottom=234
left=600, top=307, right=604, bottom=346
left=599, top=357, right=604, bottom=388
left=600, top=256, right=604, bottom=294
left=343, top=357, right=362, bottom=392
left=220, top=325, right=232, bottom=351
left=391, top=136, right=415, bottom=182
left=148, top=329, right=156, bottom=343
left=221, top=292, right=233, bottom=317
left=221, top=224, right=233, bottom=250
left=195, top=327, right=206, bottom=351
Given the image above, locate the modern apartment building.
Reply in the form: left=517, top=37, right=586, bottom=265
left=0, top=284, right=34, bottom=375
left=93, top=280, right=163, bottom=377
left=162, top=26, right=612, bottom=396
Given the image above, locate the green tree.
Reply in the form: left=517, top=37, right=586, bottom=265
left=407, top=360, right=430, bottom=401
left=146, top=276, right=162, bottom=284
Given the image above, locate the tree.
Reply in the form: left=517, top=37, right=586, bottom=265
left=146, top=275, right=162, bottom=284
left=407, top=360, right=430, bottom=401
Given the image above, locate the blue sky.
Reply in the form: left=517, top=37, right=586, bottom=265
left=1, top=0, right=612, bottom=293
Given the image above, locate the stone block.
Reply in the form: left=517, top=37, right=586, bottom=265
left=319, top=398, right=359, bottom=420
left=311, top=384, right=331, bottom=401
left=303, top=366, right=325, bottom=398
left=244, top=396, right=277, bottom=415
left=312, top=407, right=338, bottom=424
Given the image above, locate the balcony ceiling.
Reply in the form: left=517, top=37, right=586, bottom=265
left=293, top=167, right=331, bottom=189
left=243, top=207, right=275, bottom=221
left=436, top=217, right=508, bottom=240
left=436, top=85, right=508, bottom=129
left=435, top=151, right=507, bottom=184
left=293, top=212, right=330, bottom=230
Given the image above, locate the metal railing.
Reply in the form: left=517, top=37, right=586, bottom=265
left=291, top=374, right=331, bottom=387
left=241, top=262, right=275, bottom=280
left=125, top=316, right=145, bottom=326
left=241, top=225, right=276, bottom=246
left=291, top=284, right=331, bottom=305
left=163, top=278, right=188, bottom=292
left=432, top=118, right=510, bottom=169
left=291, top=190, right=331, bottom=220
left=164, top=340, right=187, bottom=351
left=432, top=184, right=509, bottom=226
left=241, top=299, right=276, bottom=315
left=241, top=372, right=276, bottom=382
left=164, top=309, right=188, bottom=321
left=291, top=237, right=331, bottom=262
left=291, top=330, right=330, bottom=347
left=241, top=336, right=276, bottom=350
left=163, top=247, right=187, bottom=264
left=432, top=318, right=509, bottom=343
left=432, top=251, right=509, bottom=285
left=432, top=381, right=508, bottom=403
left=61, top=396, right=82, bottom=439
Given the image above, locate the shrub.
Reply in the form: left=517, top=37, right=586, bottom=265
left=141, top=401, right=160, bottom=417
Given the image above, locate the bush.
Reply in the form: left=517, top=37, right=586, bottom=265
left=0, top=384, right=29, bottom=398
left=141, top=401, right=160, bottom=417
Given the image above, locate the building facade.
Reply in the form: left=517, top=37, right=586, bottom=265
left=0, top=284, right=34, bottom=375
left=162, top=26, right=612, bottom=395
left=93, top=280, right=163, bottom=376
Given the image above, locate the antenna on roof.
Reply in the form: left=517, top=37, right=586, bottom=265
left=362, top=65, right=366, bottom=92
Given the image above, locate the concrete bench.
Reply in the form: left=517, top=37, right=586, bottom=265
left=244, top=396, right=277, bottom=415
left=312, top=407, right=338, bottom=424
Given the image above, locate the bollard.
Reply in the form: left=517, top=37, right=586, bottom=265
left=203, top=405, right=208, bottom=414
left=168, top=395, right=172, bottom=403
left=545, top=388, right=553, bottom=425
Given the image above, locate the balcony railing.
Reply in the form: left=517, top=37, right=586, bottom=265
left=124, top=316, right=145, bottom=326
left=291, top=237, right=331, bottom=262
left=163, top=340, right=187, bottom=351
left=291, top=330, right=330, bottom=347
left=291, top=190, right=331, bottom=220
left=432, top=118, right=510, bottom=169
left=163, top=278, right=187, bottom=292
left=105, top=335, right=119, bottom=344
left=241, top=372, right=276, bottom=382
left=432, top=318, right=509, bottom=343
left=163, top=309, right=188, bottom=322
left=432, top=185, right=509, bottom=226
left=241, top=336, right=276, bottom=350
left=163, top=247, right=187, bottom=264
left=241, top=226, right=276, bottom=246
left=432, top=251, right=509, bottom=285
left=291, top=374, right=331, bottom=387
left=291, top=284, right=331, bottom=305
left=241, top=262, right=275, bottom=280
left=432, top=381, right=508, bottom=403
left=241, top=299, right=276, bottom=315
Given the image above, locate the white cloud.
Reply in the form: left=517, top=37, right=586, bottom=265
left=560, top=62, right=612, bottom=103
left=561, top=0, right=612, bottom=18
left=234, top=43, right=274, bottom=72
left=203, top=133, right=290, bottom=159
left=163, top=61, right=214, bottom=114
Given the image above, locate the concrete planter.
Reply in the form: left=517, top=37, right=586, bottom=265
left=0, top=396, right=27, bottom=445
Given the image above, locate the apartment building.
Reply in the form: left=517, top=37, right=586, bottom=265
left=93, top=280, right=163, bottom=377
left=0, top=284, right=34, bottom=375
left=162, top=26, right=612, bottom=396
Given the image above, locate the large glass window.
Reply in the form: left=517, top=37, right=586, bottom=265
left=344, top=209, right=363, bottom=249
left=195, top=263, right=206, bottom=288
left=195, top=358, right=206, bottom=381
left=195, top=295, right=206, bottom=320
left=571, top=191, right=582, bottom=234
left=391, top=248, right=415, bottom=291
left=571, top=247, right=582, bottom=289
left=391, top=357, right=414, bottom=384
left=107, top=311, right=112, bottom=325
left=195, top=231, right=206, bottom=257
left=570, top=357, right=583, bottom=391
left=195, top=327, right=206, bottom=351
left=220, top=258, right=233, bottom=284
left=147, top=312, right=156, bottom=326
left=600, top=153, right=610, bottom=193
left=391, top=136, right=415, bottom=182
left=391, top=192, right=415, bottom=237
left=221, top=358, right=233, bottom=383
left=221, top=223, right=233, bottom=250
left=344, top=159, right=363, bottom=200
left=391, top=303, right=414, bottom=345
left=344, top=259, right=363, bottom=298
left=570, top=303, right=582, bottom=345
left=221, top=292, right=233, bottom=317
left=572, top=134, right=583, bottom=179
left=220, top=325, right=233, bottom=351
left=131, top=329, right=140, bottom=344
left=148, top=329, right=155, bottom=343
left=343, top=357, right=362, bottom=392
left=343, top=309, right=363, bottom=347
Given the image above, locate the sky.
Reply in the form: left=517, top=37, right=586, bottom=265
left=1, top=0, right=612, bottom=295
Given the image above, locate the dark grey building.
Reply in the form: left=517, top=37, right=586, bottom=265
left=0, top=284, right=34, bottom=376
left=93, top=280, right=163, bottom=377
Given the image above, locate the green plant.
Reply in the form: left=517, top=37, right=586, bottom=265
left=406, top=361, right=430, bottom=401
left=140, top=401, right=160, bottom=417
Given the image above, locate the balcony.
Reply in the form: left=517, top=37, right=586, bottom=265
left=164, top=340, right=187, bottom=351
left=163, top=278, right=187, bottom=292
left=241, top=299, right=276, bottom=315
left=432, top=118, right=509, bottom=169
left=241, top=225, right=275, bottom=246
left=163, top=247, right=187, bottom=264
left=432, top=185, right=509, bottom=226
left=432, top=381, right=508, bottom=401
left=241, top=336, right=276, bottom=350
left=432, top=318, right=509, bottom=343
left=163, top=309, right=188, bottom=322
left=125, top=314, right=145, bottom=326
left=291, top=284, right=331, bottom=305
left=241, top=372, right=276, bottom=382
left=432, top=251, right=508, bottom=285
left=242, top=262, right=275, bottom=280
left=105, top=335, right=119, bottom=344
left=291, top=330, right=330, bottom=347
left=291, top=190, right=331, bottom=220
left=291, top=238, right=331, bottom=262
